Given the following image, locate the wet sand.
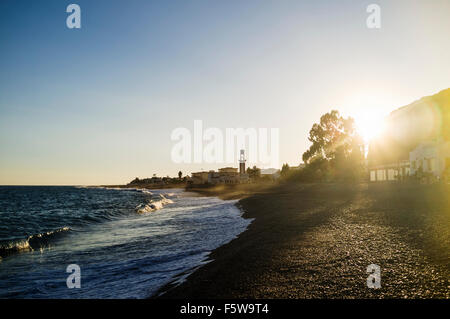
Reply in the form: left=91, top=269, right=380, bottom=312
left=156, top=183, right=450, bottom=298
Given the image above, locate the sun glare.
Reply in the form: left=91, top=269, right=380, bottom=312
left=353, top=110, right=386, bottom=143
left=343, top=92, right=393, bottom=144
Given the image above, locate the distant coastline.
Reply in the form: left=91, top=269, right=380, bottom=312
left=99, top=183, right=186, bottom=190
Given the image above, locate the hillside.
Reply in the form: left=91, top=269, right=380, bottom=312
left=368, top=88, right=450, bottom=166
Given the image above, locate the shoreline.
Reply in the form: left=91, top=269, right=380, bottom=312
left=152, top=184, right=265, bottom=298
left=154, top=182, right=450, bottom=299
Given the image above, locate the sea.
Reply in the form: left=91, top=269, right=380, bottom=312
left=0, top=186, right=251, bottom=298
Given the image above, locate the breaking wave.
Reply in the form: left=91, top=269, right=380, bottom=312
left=135, top=194, right=173, bottom=213
left=0, top=227, right=71, bottom=258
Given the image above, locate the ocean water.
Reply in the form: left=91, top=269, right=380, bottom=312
left=0, top=186, right=251, bottom=298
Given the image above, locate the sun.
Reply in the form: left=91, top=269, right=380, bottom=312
left=353, top=109, right=386, bottom=143
left=342, top=91, right=394, bottom=144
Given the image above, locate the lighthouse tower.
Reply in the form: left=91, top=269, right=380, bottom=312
left=239, top=149, right=246, bottom=175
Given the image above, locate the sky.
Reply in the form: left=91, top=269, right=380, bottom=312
left=1, top=0, right=449, bottom=185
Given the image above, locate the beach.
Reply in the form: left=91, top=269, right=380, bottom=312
left=157, top=183, right=450, bottom=298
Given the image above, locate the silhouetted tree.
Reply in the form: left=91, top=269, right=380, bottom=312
left=302, top=110, right=364, bottom=182
left=280, top=163, right=290, bottom=177
left=128, top=177, right=140, bottom=185
left=178, top=171, right=182, bottom=179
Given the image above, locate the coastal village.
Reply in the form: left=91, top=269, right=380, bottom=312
left=130, top=89, right=450, bottom=188
left=191, top=150, right=250, bottom=185
left=128, top=149, right=283, bottom=187
left=190, top=150, right=282, bottom=185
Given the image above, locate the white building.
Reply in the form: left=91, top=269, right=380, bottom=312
left=191, top=167, right=250, bottom=185
left=369, top=160, right=410, bottom=182
left=369, top=140, right=450, bottom=183
left=208, top=167, right=241, bottom=184
left=409, top=141, right=450, bottom=180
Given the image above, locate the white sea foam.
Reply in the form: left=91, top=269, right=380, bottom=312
left=0, top=227, right=71, bottom=258
left=135, top=194, right=173, bottom=213
left=87, top=186, right=153, bottom=195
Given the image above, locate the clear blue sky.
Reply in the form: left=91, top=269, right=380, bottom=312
left=1, top=0, right=449, bottom=185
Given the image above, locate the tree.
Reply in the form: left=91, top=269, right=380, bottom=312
left=129, top=177, right=140, bottom=185
left=302, top=110, right=364, bottom=182
left=246, top=166, right=261, bottom=180
left=178, top=171, right=182, bottom=179
left=280, top=163, right=290, bottom=177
